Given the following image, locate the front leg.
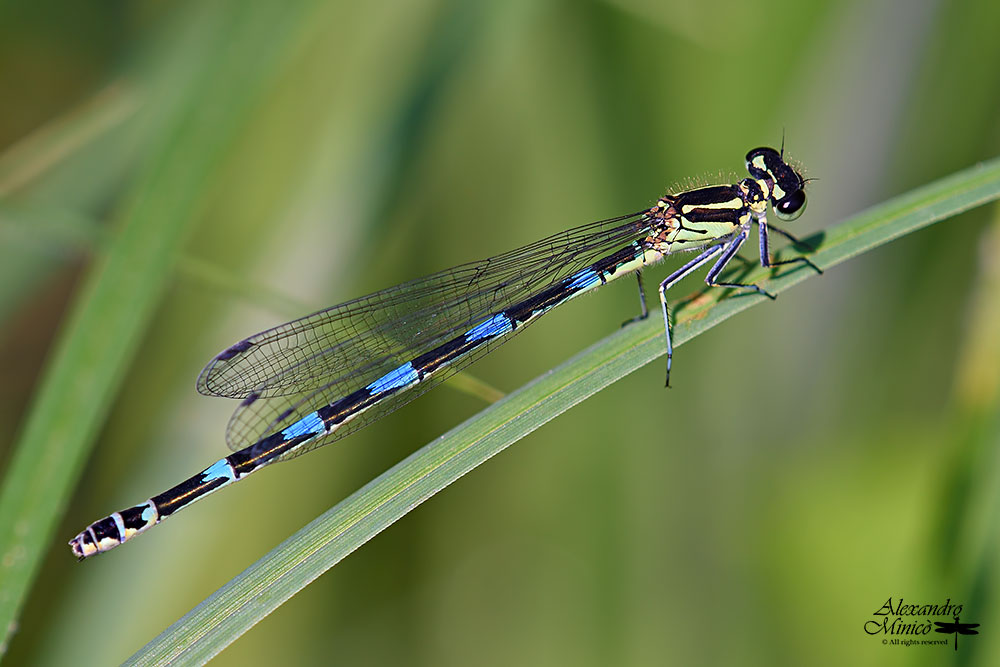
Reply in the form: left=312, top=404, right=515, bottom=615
left=758, top=212, right=823, bottom=275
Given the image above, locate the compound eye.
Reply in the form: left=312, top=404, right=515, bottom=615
left=775, top=189, right=806, bottom=221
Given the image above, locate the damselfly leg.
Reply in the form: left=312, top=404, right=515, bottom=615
left=621, top=271, right=650, bottom=327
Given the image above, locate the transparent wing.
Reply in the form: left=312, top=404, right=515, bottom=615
left=197, top=209, right=655, bottom=454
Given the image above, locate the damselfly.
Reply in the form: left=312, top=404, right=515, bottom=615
left=70, top=146, right=819, bottom=559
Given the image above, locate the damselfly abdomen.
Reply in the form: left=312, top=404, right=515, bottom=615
left=70, top=146, right=818, bottom=559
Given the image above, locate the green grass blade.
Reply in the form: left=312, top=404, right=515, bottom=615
left=128, top=155, right=1000, bottom=665
left=0, top=84, right=141, bottom=323
left=0, top=82, right=139, bottom=199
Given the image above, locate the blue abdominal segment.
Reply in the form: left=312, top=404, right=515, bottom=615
left=366, top=362, right=419, bottom=394
left=280, top=411, right=326, bottom=440
left=465, top=313, right=514, bottom=342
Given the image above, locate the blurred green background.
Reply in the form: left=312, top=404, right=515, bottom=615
left=2, top=0, right=999, bottom=665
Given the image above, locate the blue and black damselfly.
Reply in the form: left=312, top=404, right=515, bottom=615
left=70, top=146, right=820, bottom=559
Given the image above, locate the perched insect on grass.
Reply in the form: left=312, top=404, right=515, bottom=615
left=70, top=146, right=819, bottom=559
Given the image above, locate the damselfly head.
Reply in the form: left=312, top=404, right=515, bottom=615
left=745, top=146, right=807, bottom=222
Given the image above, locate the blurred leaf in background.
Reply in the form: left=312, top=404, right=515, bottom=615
left=1, top=0, right=998, bottom=665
